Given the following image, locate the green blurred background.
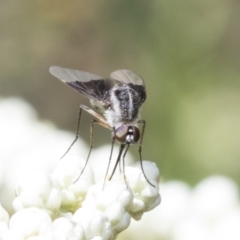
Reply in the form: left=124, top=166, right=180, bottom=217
left=1, top=0, right=240, bottom=186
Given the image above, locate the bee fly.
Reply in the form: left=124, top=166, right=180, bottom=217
left=49, top=66, right=154, bottom=187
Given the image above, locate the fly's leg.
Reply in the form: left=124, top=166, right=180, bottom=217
left=122, top=144, right=130, bottom=188
left=109, top=144, right=125, bottom=181
left=103, top=129, right=116, bottom=189
left=60, top=106, right=83, bottom=159
left=61, top=104, right=109, bottom=159
left=138, top=120, right=155, bottom=187
left=73, top=119, right=103, bottom=183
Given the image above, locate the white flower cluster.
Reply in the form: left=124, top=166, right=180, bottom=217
left=4, top=97, right=240, bottom=240
left=0, top=98, right=160, bottom=239
left=0, top=155, right=160, bottom=240
left=120, top=176, right=240, bottom=240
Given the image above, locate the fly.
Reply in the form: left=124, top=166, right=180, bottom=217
left=49, top=66, right=154, bottom=187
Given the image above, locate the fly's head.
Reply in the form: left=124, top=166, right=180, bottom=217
left=115, top=125, right=140, bottom=144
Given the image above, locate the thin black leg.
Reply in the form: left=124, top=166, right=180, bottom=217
left=138, top=120, right=155, bottom=187
left=60, top=106, right=83, bottom=159
left=103, top=130, right=115, bottom=189
left=109, top=144, right=125, bottom=181
left=122, top=144, right=130, bottom=188
left=74, top=119, right=100, bottom=183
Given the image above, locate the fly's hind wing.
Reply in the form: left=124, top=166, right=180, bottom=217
left=110, top=69, right=146, bottom=103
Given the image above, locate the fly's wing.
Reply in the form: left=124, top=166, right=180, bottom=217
left=49, top=66, right=115, bottom=106
left=110, top=69, right=146, bottom=103
left=110, top=69, right=144, bottom=85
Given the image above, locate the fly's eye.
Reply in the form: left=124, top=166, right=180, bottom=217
left=115, top=125, right=128, bottom=143
left=130, top=126, right=140, bottom=143
left=115, top=125, right=140, bottom=144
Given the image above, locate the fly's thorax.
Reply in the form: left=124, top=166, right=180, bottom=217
left=104, top=109, right=122, bottom=127
left=105, top=85, right=142, bottom=126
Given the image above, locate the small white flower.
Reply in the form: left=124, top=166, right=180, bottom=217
left=3, top=208, right=52, bottom=239
left=51, top=154, right=95, bottom=213
left=82, top=180, right=133, bottom=234
left=51, top=217, right=84, bottom=240
left=73, top=208, right=113, bottom=240
left=13, top=169, right=62, bottom=217
left=124, top=161, right=161, bottom=220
